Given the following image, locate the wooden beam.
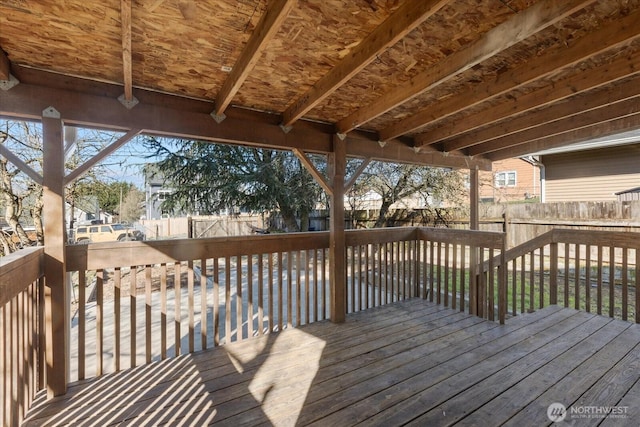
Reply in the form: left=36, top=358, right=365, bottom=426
left=336, top=0, right=597, bottom=134
left=459, top=75, right=640, bottom=154
left=0, top=46, right=9, bottom=80
left=467, top=91, right=640, bottom=156
left=329, top=134, right=346, bottom=323
left=281, top=0, right=450, bottom=128
left=344, top=134, right=492, bottom=171
left=214, top=0, right=296, bottom=118
left=0, top=76, right=492, bottom=170
left=0, top=143, right=43, bottom=185
left=64, top=128, right=142, bottom=185
left=383, top=8, right=640, bottom=143
left=442, top=49, right=640, bottom=152
left=121, top=0, right=133, bottom=101
left=469, top=166, right=479, bottom=230
left=41, top=108, right=68, bottom=398
left=487, top=111, right=640, bottom=161
left=292, top=148, right=332, bottom=195
left=344, top=157, right=371, bottom=193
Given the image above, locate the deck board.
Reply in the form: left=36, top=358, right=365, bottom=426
left=23, top=299, right=639, bottom=426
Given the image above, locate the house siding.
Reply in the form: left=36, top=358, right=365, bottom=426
left=543, top=144, right=640, bottom=202
left=479, top=158, right=539, bottom=203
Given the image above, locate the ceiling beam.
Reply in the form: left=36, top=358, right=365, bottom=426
left=382, top=8, right=640, bottom=144
left=213, top=0, right=296, bottom=119
left=487, top=112, right=640, bottom=161
left=336, top=0, right=597, bottom=134
left=0, top=74, right=490, bottom=171
left=344, top=134, right=491, bottom=170
left=0, top=47, right=9, bottom=80
left=441, top=49, right=640, bottom=152
left=121, top=0, right=133, bottom=102
left=453, top=73, right=640, bottom=153
left=468, top=91, right=640, bottom=156
left=280, top=0, right=451, bottom=128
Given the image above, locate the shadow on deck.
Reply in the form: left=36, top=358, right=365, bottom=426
left=23, top=299, right=640, bottom=426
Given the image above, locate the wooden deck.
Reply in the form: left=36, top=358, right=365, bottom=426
left=23, top=299, right=640, bottom=426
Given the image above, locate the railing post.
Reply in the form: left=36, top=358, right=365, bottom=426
left=328, top=134, right=346, bottom=322
left=42, top=107, right=68, bottom=397
left=499, top=237, right=507, bottom=324
left=549, top=242, right=558, bottom=305
left=469, top=166, right=480, bottom=317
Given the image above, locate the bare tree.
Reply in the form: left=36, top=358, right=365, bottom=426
left=0, top=119, right=139, bottom=255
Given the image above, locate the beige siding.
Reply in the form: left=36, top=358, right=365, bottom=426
left=543, top=144, right=640, bottom=202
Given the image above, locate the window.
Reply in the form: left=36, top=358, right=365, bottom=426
left=89, top=226, right=99, bottom=233
left=101, top=225, right=110, bottom=233
left=157, top=190, right=171, bottom=201
left=495, top=171, right=516, bottom=188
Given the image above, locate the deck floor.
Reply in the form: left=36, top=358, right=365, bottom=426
left=24, top=299, right=640, bottom=426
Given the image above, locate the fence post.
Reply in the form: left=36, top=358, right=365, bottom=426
left=550, top=242, right=558, bottom=305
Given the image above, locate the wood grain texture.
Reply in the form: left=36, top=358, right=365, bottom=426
left=21, top=301, right=640, bottom=426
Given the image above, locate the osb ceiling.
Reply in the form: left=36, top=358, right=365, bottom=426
left=1, top=0, right=640, bottom=170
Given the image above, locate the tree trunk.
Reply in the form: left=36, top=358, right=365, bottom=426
left=280, top=208, right=300, bottom=232
left=374, top=200, right=393, bottom=228
left=300, top=210, right=310, bottom=231
left=32, top=186, right=45, bottom=245
left=0, top=231, right=15, bottom=255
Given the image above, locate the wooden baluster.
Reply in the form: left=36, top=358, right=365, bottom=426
left=160, top=263, right=167, bottom=358
left=622, top=248, right=628, bottom=321
left=78, top=270, right=86, bottom=380
left=188, top=260, right=195, bottom=352
left=201, top=258, right=208, bottom=350
left=213, top=258, right=220, bottom=345
left=146, top=265, right=153, bottom=362
left=114, top=268, right=121, bottom=371
left=174, top=262, right=181, bottom=355
left=258, top=254, right=264, bottom=335
left=248, top=255, right=254, bottom=336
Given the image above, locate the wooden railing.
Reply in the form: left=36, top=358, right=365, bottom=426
left=65, top=232, right=331, bottom=381
left=496, top=229, right=640, bottom=322
left=63, top=228, right=510, bottom=382
left=0, top=246, right=45, bottom=427
left=417, top=228, right=507, bottom=323
left=345, top=228, right=420, bottom=313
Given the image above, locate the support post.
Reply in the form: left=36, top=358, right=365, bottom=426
left=329, top=134, right=346, bottom=323
left=469, top=166, right=480, bottom=316
left=42, top=107, right=68, bottom=397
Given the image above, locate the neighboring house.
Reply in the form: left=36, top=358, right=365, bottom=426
left=144, top=165, right=173, bottom=220
left=538, top=138, right=640, bottom=203
left=479, top=158, right=540, bottom=203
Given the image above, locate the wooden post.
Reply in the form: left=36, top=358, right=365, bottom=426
left=469, top=166, right=479, bottom=231
left=42, top=107, right=68, bottom=397
left=329, top=134, right=346, bottom=323
left=549, top=241, right=558, bottom=305
left=469, top=166, right=480, bottom=316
